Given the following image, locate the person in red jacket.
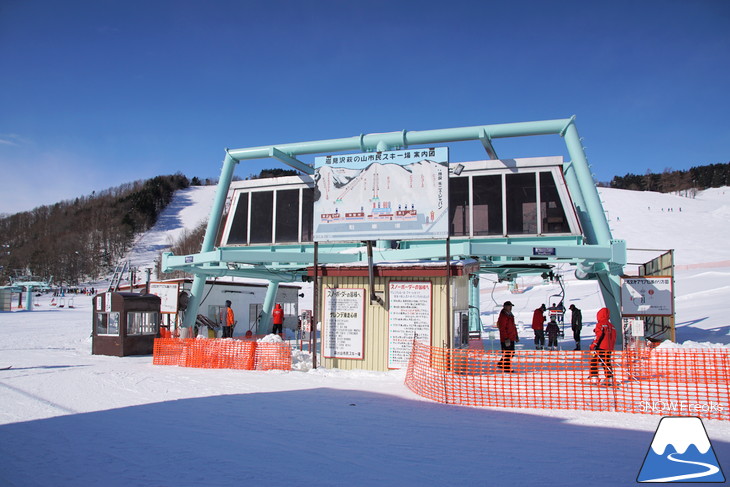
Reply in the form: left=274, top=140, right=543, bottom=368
left=531, top=304, right=546, bottom=350
left=496, top=301, right=519, bottom=372
left=272, top=303, right=284, bottom=335
left=588, top=307, right=616, bottom=385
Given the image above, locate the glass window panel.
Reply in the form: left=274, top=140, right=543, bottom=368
left=540, top=172, right=571, bottom=233
left=506, top=173, right=537, bottom=235
left=448, top=177, right=470, bottom=236
left=249, top=191, right=274, bottom=244
left=96, top=313, right=107, bottom=335
left=301, top=188, right=314, bottom=242
left=108, top=312, right=120, bottom=335
left=275, top=189, right=300, bottom=243
left=227, top=193, right=249, bottom=244
left=127, top=312, right=159, bottom=335
left=473, top=174, right=503, bottom=236
left=128, top=312, right=140, bottom=335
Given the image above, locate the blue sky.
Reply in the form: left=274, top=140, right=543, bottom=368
left=1, top=0, right=728, bottom=215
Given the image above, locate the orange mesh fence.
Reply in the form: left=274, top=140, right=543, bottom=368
left=153, top=338, right=291, bottom=371
left=404, top=341, right=730, bottom=421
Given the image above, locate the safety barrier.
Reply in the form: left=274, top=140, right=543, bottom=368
left=404, top=341, right=730, bottom=421
left=152, top=338, right=292, bottom=371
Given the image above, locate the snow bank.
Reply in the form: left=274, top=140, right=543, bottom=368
left=656, top=340, right=730, bottom=349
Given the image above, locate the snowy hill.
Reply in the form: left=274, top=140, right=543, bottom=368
left=125, top=184, right=216, bottom=278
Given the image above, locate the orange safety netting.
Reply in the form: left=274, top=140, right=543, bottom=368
left=404, top=341, right=730, bottom=421
left=153, top=338, right=292, bottom=371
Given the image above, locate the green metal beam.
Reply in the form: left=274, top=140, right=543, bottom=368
left=269, top=147, right=314, bottom=175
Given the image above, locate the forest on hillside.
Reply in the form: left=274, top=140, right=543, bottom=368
left=607, top=161, right=730, bottom=193
left=0, top=174, right=192, bottom=285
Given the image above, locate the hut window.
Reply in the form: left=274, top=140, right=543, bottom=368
left=301, top=188, right=314, bottom=242
left=275, top=189, right=300, bottom=243
left=96, top=312, right=120, bottom=336
left=472, top=174, right=503, bottom=236
left=250, top=191, right=274, bottom=244
left=227, top=192, right=249, bottom=244
left=506, top=173, right=537, bottom=235
left=539, top=172, right=570, bottom=233
left=448, top=177, right=470, bottom=236
left=127, top=312, right=159, bottom=335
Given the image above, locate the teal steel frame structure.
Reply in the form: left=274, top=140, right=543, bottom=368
left=162, top=117, right=626, bottom=343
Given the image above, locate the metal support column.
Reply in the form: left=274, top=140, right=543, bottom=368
left=183, top=152, right=239, bottom=329
left=469, top=274, right=480, bottom=333
left=258, top=280, right=280, bottom=335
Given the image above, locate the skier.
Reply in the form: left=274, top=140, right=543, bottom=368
left=496, top=301, right=519, bottom=372
left=531, top=304, right=546, bottom=350
left=569, top=304, right=582, bottom=350
left=587, top=307, right=617, bottom=385
left=272, top=303, right=284, bottom=335
left=546, top=319, right=560, bottom=351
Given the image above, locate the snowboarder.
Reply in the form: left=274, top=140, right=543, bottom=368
left=588, top=307, right=616, bottom=385
left=546, top=319, right=560, bottom=351
left=272, top=303, right=284, bottom=335
left=531, top=304, right=546, bottom=350
left=569, top=304, right=582, bottom=350
left=496, top=301, right=519, bottom=372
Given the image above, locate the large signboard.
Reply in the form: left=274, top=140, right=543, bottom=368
left=621, top=276, right=673, bottom=316
left=149, top=282, right=179, bottom=314
left=313, top=147, right=449, bottom=242
left=323, top=288, right=365, bottom=359
left=388, top=281, right=432, bottom=369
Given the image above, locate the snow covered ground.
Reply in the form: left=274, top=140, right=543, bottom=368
left=1, top=185, right=729, bottom=486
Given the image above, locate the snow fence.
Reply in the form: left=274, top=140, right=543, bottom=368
left=404, top=341, right=730, bottom=421
left=152, top=337, right=292, bottom=371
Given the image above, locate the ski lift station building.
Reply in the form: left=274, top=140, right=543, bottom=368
left=162, top=117, right=628, bottom=372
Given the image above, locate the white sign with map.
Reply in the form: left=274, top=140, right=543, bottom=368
left=313, top=147, right=449, bottom=241
left=149, top=282, right=179, bottom=314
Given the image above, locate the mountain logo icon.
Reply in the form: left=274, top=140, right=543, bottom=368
left=637, top=416, right=725, bottom=483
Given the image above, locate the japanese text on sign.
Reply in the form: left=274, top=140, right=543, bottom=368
left=323, top=288, right=365, bottom=359
left=388, top=281, right=432, bottom=369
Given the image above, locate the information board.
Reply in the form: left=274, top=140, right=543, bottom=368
left=388, top=281, right=432, bottom=369
left=313, top=147, right=449, bottom=241
left=323, top=288, right=365, bottom=359
left=621, top=276, right=673, bottom=316
left=149, top=282, right=180, bottom=314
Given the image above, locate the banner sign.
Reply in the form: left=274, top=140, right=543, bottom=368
left=621, top=276, right=673, bottom=316
left=313, top=147, right=449, bottom=241
left=388, top=281, right=432, bottom=369
left=323, top=288, right=365, bottom=359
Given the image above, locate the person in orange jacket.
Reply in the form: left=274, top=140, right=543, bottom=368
left=223, top=300, right=236, bottom=338
left=588, top=307, right=616, bottom=385
left=496, top=301, right=519, bottom=372
left=272, top=303, right=284, bottom=335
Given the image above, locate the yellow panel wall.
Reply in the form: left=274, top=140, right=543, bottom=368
left=319, top=274, right=467, bottom=371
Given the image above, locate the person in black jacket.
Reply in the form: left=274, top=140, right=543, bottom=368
left=569, top=304, right=582, bottom=350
